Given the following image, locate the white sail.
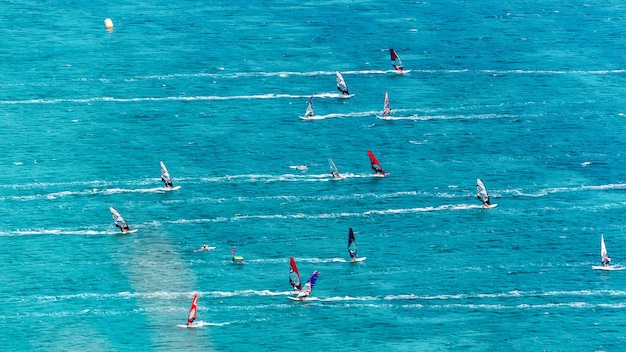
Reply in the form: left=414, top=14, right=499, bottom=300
left=336, top=72, right=349, bottom=95
left=382, top=91, right=392, bottom=117
left=160, top=161, right=172, bottom=187
left=600, top=234, right=607, bottom=261
left=476, top=178, right=490, bottom=205
left=109, top=207, right=126, bottom=227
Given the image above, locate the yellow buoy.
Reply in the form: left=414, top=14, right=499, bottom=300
left=104, top=18, right=114, bottom=30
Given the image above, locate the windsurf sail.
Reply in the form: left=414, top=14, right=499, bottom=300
left=476, top=178, right=491, bottom=206
left=109, top=207, right=130, bottom=232
left=298, top=271, right=320, bottom=298
left=160, top=161, right=173, bottom=188
left=600, top=234, right=610, bottom=266
left=328, top=158, right=341, bottom=179
left=367, top=150, right=386, bottom=175
left=289, top=257, right=302, bottom=291
left=336, top=72, right=349, bottom=95
left=348, top=228, right=358, bottom=260
left=390, top=49, right=404, bottom=72
left=304, top=96, right=314, bottom=117
left=187, top=293, right=198, bottom=326
left=382, top=91, right=392, bottom=117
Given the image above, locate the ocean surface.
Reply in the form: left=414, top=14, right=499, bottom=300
left=2, top=1, right=626, bottom=351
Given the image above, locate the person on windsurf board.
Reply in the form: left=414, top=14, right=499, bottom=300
left=110, top=207, right=133, bottom=233
left=295, top=271, right=320, bottom=300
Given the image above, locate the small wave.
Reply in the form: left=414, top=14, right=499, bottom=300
left=177, top=321, right=230, bottom=328
left=0, top=93, right=360, bottom=105
left=301, top=111, right=378, bottom=120
left=377, top=113, right=499, bottom=121
left=0, top=229, right=117, bottom=237
left=297, top=257, right=348, bottom=264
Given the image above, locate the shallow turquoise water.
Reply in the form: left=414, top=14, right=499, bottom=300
left=2, top=1, right=626, bottom=351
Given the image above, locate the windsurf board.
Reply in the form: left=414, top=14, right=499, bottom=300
left=592, top=266, right=625, bottom=271
left=194, top=246, right=216, bottom=252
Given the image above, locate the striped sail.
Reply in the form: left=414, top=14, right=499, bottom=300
left=382, top=91, right=392, bottom=117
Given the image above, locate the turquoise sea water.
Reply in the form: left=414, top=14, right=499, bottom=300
left=3, top=1, right=626, bottom=351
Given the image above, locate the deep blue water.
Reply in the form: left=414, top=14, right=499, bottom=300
left=2, top=1, right=626, bottom=351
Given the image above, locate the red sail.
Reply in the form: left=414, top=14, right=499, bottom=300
left=367, top=150, right=385, bottom=175
left=390, top=48, right=399, bottom=61
left=187, top=293, right=198, bottom=325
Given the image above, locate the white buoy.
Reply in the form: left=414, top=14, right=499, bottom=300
left=104, top=18, right=114, bottom=30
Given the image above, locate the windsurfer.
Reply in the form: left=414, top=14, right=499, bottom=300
left=162, top=178, right=173, bottom=188
left=116, top=223, right=131, bottom=233
left=349, top=249, right=357, bottom=261
left=602, top=254, right=611, bottom=267
left=372, top=164, right=384, bottom=175
left=477, top=195, right=490, bottom=206
left=187, top=316, right=196, bottom=327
